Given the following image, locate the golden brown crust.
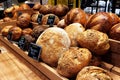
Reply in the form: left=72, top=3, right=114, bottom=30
left=22, top=28, right=33, bottom=35
left=64, top=23, right=85, bottom=47
left=77, top=29, right=110, bottom=55
left=109, top=23, right=120, bottom=41
left=3, top=17, right=12, bottom=22
left=39, top=4, right=53, bottom=15
left=17, top=13, right=31, bottom=28
left=64, top=8, right=87, bottom=27
left=57, top=47, right=92, bottom=78
left=41, top=14, right=60, bottom=25
left=76, top=66, right=113, bottom=80
left=32, top=3, right=41, bottom=11
left=8, top=26, right=22, bottom=40
left=52, top=4, right=69, bottom=17
left=36, top=27, right=70, bottom=67
left=57, top=19, right=67, bottom=28
left=85, top=12, right=113, bottom=33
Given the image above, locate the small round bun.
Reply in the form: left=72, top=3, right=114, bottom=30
left=3, top=17, right=12, bottom=22
left=36, top=27, right=71, bottom=66
left=32, top=3, right=41, bottom=11
left=57, top=47, right=92, bottom=78
left=8, top=26, right=22, bottom=40
left=17, top=13, right=31, bottom=28
left=19, top=3, right=31, bottom=10
left=76, top=66, right=113, bottom=80
left=22, top=28, right=33, bottom=35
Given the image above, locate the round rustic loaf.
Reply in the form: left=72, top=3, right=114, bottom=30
left=76, top=66, right=113, bottom=80
left=85, top=12, right=113, bottom=33
left=57, top=47, right=92, bottom=78
left=65, top=23, right=85, bottom=47
left=36, top=27, right=71, bottom=66
left=77, top=29, right=110, bottom=55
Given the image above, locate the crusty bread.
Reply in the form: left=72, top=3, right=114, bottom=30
left=36, top=27, right=71, bottom=66
left=76, top=66, right=113, bottom=80
left=57, top=47, right=92, bottom=78
left=64, top=23, right=85, bottom=47
left=77, top=29, right=110, bottom=55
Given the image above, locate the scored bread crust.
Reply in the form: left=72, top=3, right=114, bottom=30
left=57, top=47, right=92, bottom=78
left=36, top=27, right=70, bottom=66
left=77, top=29, right=110, bottom=55
left=76, top=66, right=113, bottom=80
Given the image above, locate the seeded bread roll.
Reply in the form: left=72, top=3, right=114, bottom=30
left=57, top=47, right=92, bottom=78
left=77, top=29, right=110, bottom=55
left=36, top=27, right=70, bottom=66
left=86, top=12, right=112, bottom=33
left=65, top=23, right=85, bottom=47
left=76, top=66, right=113, bottom=80
left=64, top=8, right=87, bottom=27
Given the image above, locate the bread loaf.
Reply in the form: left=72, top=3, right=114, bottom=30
left=57, top=47, right=92, bottom=78
left=77, top=29, right=110, bottom=55
left=76, top=66, right=113, bottom=80
left=86, top=12, right=113, bottom=33
left=64, top=8, right=87, bottom=26
left=36, top=27, right=70, bottom=66
left=65, top=23, right=85, bottom=47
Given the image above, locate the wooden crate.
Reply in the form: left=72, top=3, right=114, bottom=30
left=0, top=36, right=120, bottom=80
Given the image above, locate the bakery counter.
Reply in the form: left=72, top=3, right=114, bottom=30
left=0, top=35, right=120, bottom=80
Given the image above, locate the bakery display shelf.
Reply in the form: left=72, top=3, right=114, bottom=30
left=0, top=35, right=120, bottom=80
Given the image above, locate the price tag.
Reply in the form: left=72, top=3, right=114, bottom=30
left=18, top=36, right=26, bottom=50
left=7, top=31, right=12, bottom=41
left=37, top=14, right=43, bottom=24
left=28, top=43, right=41, bottom=61
left=47, top=15, right=55, bottom=27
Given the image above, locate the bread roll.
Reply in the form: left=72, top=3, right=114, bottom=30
left=22, top=28, right=33, bottom=35
left=1, top=25, right=14, bottom=37
left=32, top=3, right=41, bottom=11
left=39, top=4, right=53, bottom=15
left=3, top=17, right=12, bottom=22
left=86, top=12, right=113, bottom=33
left=31, top=13, right=43, bottom=23
left=17, top=13, right=31, bottom=28
left=57, top=47, right=92, bottom=78
left=64, top=8, right=87, bottom=26
left=65, top=23, right=85, bottom=47
left=19, top=3, right=31, bottom=10
left=76, top=66, right=113, bottom=80
left=77, top=29, right=110, bottom=55
left=36, top=27, right=71, bottom=66
left=41, top=14, right=59, bottom=25
left=52, top=4, right=69, bottom=17
left=109, top=23, right=120, bottom=41
left=108, top=12, right=119, bottom=26
left=4, top=6, right=14, bottom=17
left=8, top=26, right=22, bottom=40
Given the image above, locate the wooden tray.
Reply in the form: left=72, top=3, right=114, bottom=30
left=0, top=36, right=120, bottom=80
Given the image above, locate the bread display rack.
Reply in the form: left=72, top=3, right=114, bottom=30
left=0, top=33, right=120, bottom=80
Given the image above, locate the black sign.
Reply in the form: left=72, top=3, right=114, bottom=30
left=37, top=14, right=43, bottom=24
left=47, top=15, right=55, bottom=27
left=7, top=31, right=12, bottom=41
left=28, top=43, right=41, bottom=61
left=18, top=36, right=26, bottom=50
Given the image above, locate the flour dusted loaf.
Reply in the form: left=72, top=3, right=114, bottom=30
left=65, top=23, right=85, bottom=47
left=77, top=29, right=110, bottom=55
left=76, top=66, right=113, bottom=80
left=36, top=27, right=71, bottom=66
left=57, top=47, right=92, bottom=78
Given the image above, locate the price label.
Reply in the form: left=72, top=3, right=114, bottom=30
left=7, top=31, right=12, bottom=41
left=28, top=43, right=41, bottom=61
left=37, top=14, right=43, bottom=24
left=47, top=15, right=55, bottom=27
left=18, top=36, right=26, bottom=50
